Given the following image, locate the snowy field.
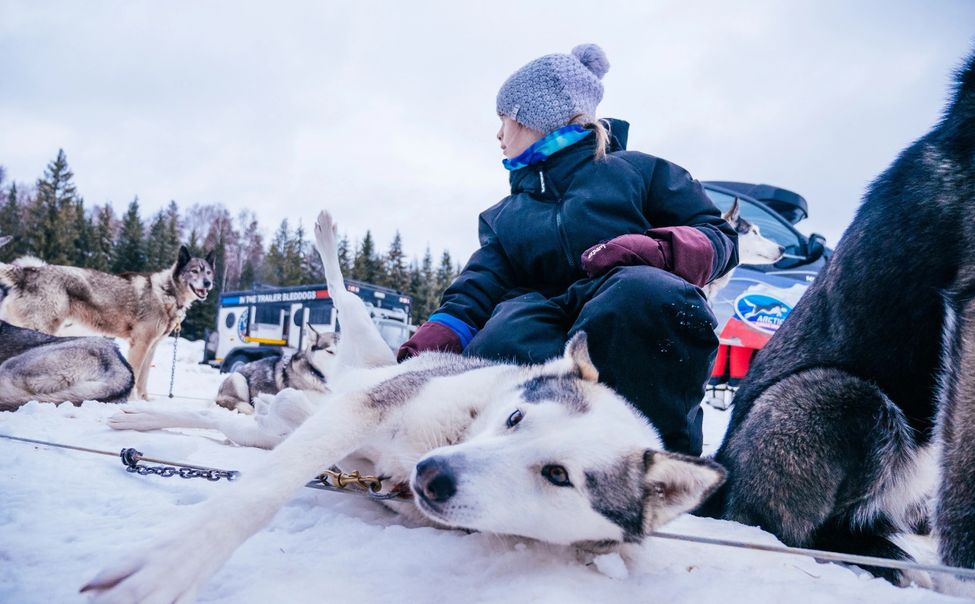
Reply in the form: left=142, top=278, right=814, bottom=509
left=0, top=337, right=965, bottom=603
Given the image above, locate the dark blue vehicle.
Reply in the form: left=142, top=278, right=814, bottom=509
left=700, top=181, right=832, bottom=394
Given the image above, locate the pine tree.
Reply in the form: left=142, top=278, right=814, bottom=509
left=71, top=199, right=94, bottom=267
left=264, top=220, right=291, bottom=286
left=31, top=149, right=81, bottom=263
left=414, top=246, right=438, bottom=322
left=0, top=183, right=23, bottom=261
left=238, top=213, right=263, bottom=290
left=89, top=204, right=115, bottom=271
left=113, top=197, right=146, bottom=272
left=164, top=201, right=181, bottom=262
left=385, top=231, right=409, bottom=293
left=435, top=250, right=456, bottom=295
left=337, top=234, right=353, bottom=278
left=353, top=230, right=383, bottom=284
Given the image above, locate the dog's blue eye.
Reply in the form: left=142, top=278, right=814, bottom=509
left=506, top=409, right=524, bottom=428
left=541, top=464, right=571, bottom=487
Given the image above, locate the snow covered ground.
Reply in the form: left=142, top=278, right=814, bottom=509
left=0, top=337, right=965, bottom=603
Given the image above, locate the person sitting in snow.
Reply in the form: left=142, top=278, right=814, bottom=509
left=397, top=43, right=738, bottom=456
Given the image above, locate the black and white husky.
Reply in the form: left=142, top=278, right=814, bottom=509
left=703, top=49, right=975, bottom=595
left=85, top=210, right=726, bottom=602
left=214, top=327, right=338, bottom=414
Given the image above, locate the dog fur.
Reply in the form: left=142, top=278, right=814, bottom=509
left=702, top=198, right=785, bottom=300
left=0, top=245, right=215, bottom=400
left=702, top=49, right=975, bottom=594
left=215, top=328, right=338, bottom=414
left=84, top=210, right=726, bottom=602
left=0, top=320, right=134, bottom=410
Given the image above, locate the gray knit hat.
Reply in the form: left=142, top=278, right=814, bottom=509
left=496, top=43, right=610, bottom=134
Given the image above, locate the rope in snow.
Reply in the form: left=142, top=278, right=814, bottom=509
left=0, top=433, right=239, bottom=481
left=651, top=531, right=975, bottom=580
left=146, top=392, right=214, bottom=402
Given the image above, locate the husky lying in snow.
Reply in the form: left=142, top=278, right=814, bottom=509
left=702, top=197, right=784, bottom=300
left=215, top=327, right=338, bottom=414
left=0, top=243, right=215, bottom=400
left=86, top=210, right=726, bottom=602
left=0, top=320, right=134, bottom=410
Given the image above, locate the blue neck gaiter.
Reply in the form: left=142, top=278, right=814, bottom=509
left=502, top=124, right=592, bottom=171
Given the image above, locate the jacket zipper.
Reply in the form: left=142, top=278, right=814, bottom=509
left=542, top=169, right=577, bottom=272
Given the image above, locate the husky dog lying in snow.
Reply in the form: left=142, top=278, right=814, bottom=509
left=86, top=210, right=726, bottom=602
left=703, top=49, right=975, bottom=594
left=701, top=197, right=785, bottom=300
left=0, top=242, right=215, bottom=400
left=0, top=320, right=134, bottom=410
left=215, top=327, right=338, bottom=414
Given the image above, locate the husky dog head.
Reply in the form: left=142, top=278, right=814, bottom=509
left=724, top=198, right=785, bottom=265
left=305, top=323, right=338, bottom=373
left=174, top=245, right=216, bottom=302
left=411, top=333, right=726, bottom=547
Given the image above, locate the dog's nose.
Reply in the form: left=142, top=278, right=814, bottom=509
left=204, top=279, right=212, bottom=288
left=414, top=456, right=457, bottom=503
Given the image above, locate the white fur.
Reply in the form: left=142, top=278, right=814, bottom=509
left=86, top=210, right=721, bottom=602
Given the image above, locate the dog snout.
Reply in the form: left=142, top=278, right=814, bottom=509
left=204, top=279, right=212, bottom=288
left=414, top=456, right=457, bottom=504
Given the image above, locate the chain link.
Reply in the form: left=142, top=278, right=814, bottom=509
left=119, top=447, right=239, bottom=482
left=125, top=463, right=239, bottom=481
left=168, top=325, right=181, bottom=399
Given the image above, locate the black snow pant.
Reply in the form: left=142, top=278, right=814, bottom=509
left=464, top=266, right=718, bottom=456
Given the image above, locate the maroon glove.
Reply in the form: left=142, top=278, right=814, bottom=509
left=397, top=321, right=463, bottom=362
left=581, top=227, right=715, bottom=288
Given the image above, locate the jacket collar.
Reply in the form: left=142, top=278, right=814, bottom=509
left=508, top=119, right=630, bottom=199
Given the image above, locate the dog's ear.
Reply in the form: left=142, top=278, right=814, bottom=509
left=564, top=332, right=598, bottom=382
left=175, top=245, right=191, bottom=273
left=205, top=249, right=216, bottom=269
left=723, top=197, right=741, bottom=224
left=0, top=235, right=11, bottom=249
left=642, top=450, right=726, bottom=529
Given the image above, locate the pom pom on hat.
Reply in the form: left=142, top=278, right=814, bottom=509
left=571, top=44, right=610, bottom=79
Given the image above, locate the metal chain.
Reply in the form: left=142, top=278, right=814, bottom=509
left=168, top=325, right=181, bottom=399
left=119, top=447, right=239, bottom=482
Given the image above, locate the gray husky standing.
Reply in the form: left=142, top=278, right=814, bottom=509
left=215, top=327, right=338, bottom=414
left=0, top=320, right=134, bottom=410
left=0, top=244, right=214, bottom=400
left=703, top=49, right=975, bottom=594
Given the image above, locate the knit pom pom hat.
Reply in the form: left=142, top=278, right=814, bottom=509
left=496, top=43, right=610, bottom=135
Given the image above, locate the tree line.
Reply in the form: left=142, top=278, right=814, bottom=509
left=0, top=150, right=461, bottom=339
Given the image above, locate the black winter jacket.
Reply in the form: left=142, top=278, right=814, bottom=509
left=438, top=120, right=738, bottom=331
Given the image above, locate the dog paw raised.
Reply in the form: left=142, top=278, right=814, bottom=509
left=313, top=210, right=338, bottom=255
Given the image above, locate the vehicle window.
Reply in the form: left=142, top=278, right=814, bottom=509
left=706, top=189, right=803, bottom=260
left=255, top=303, right=288, bottom=325
left=306, top=305, right=332, bottom=326
left=377, top=320, right=410, bottom=349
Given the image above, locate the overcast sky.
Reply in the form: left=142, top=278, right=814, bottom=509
left=1, top=1, right=972, bottom=263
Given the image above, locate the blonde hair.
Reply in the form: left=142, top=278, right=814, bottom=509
left=569, top=114, right=609, bottom=161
